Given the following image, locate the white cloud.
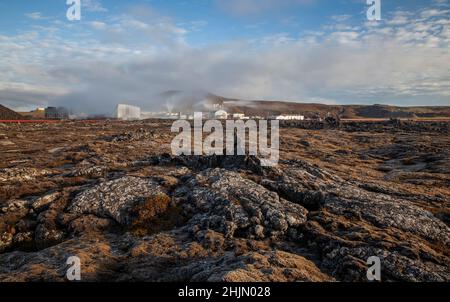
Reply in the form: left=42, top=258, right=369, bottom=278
left=386, top=11, right=412, bottom=26
left=83, top=0, right=108, bottom=13
left=1, top=4, right=450, bottom=112
left=420, top=8, right=449, bottom=19
left=330, top=15, right=352, bottom=23
left=180, top=20, right=209, bottom=32
left=89, top=21, right=107, bottom=30
left=24, top=12, right=45, bottom=20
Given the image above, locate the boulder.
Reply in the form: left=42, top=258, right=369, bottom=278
left=32, top=192, right=61, bottom=212
left=68, top=176, right=169, bottom=226
left=175, top=169, right=308, bottom=239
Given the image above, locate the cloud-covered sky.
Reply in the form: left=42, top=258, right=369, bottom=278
left=0, top=0, right=449, bottom=114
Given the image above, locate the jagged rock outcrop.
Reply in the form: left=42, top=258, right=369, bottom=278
left=31, top=192, right=61, bottom=212
left=324, top=195, right=449, bottom=244
left=105, top=128, right=155, bottom=143
left=68, top=176, right=169, bottom=226
left=0, top=168, right=52, bottom=183
left=174, top=169, right=308, bottom=240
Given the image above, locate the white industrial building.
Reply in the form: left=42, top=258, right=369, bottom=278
left=232, top=113, right=246, bottom=119
left=274, top=114, right=305, bottom=121
left=215, top=110, right=228, bottom=120
left=140, top=111, right=180, bottom=120
left=116, top=104, right=141, bottom=121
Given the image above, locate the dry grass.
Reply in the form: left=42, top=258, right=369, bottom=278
left=0, top=181, right=56, bottom=202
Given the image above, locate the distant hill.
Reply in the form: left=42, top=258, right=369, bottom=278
left=196, top=95, right=450, bottom=119
left=0, top=104, right=27, bottom=120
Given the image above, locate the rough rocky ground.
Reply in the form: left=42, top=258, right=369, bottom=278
left=0, top=120, right=449, bottom=282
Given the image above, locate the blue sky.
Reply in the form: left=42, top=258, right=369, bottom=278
left=0, top=0, right=435, bottom=44
left=0, top=0, right=449, bottom=113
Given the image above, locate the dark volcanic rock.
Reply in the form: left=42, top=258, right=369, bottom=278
left=68, top=176, right=168, bottom=226
left=175, top=169, right=308, bottom=239
left=324, top=195, right=449, bottom=244
left=32, top=192, right=61, bottom=212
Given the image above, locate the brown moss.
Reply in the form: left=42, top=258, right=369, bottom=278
left=0, top=185, right=15, bottom=202
left=128, top=194, right=187, bottom=237
left=133, top=194, right=171, bottom=222
left=66, top=152, right=89, bottom=162
left=0, top=181, right=56, bottom=201
left=47, top=159, right=73, bottom=168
